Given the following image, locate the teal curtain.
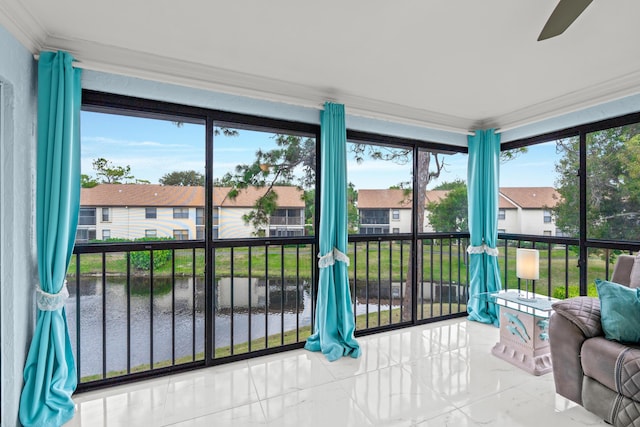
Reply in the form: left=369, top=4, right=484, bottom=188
left=466, top=129, right=502, bottom=326
left=304, top=102, right=360, bottom=361
left=19, top=51, right=81, bottom=427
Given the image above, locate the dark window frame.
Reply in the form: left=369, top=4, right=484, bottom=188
left=502, top=110, right=640, bottom=295
left=173, top=207, right=189, bottom=219
left=145, top=207, right=157, bottom=219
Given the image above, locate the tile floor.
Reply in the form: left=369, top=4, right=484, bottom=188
left=64, top=317, right=609, bottom=426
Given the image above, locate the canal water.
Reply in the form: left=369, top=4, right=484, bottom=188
left=65, top=276, right=398, bottom=379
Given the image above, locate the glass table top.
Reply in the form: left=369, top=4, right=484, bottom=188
left=489, top=290, right=559, bottom=318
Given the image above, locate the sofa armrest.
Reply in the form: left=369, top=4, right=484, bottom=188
left=552, top=297, right=603, bottom=338
left=549, top=297, right=602, bottom=405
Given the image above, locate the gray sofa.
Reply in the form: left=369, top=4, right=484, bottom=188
left=549, top=254, right=640, bottom=427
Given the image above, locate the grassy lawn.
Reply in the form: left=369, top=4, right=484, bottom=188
left=68, top=242, right=609, bottom=301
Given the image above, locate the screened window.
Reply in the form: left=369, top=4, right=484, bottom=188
left=80, top=109, right=205, bottom=241
left=348, top=141, right=414, bottom=235
left=102, top=229, right=111, bottom=240
left=502, top=141, right=570, bottom=236
left=145, top=229, right=157, bottom=238
left=586, top=123, right=640, bottom=241
left=360, top=209, right=389, bottom=225
left=173, top=208, right=189, bottom=219
left=418, top=147, right=468, bottom=233
left=212, top=124, right=315, bottom=239
left=498, top=209, right=506, bottom=220
left=196, top=208, right=204, bottom=226
left=79, top=208, right=96, bottom=226
left=173, top=229, right=188, bottom=240
left=76, top=228, right=96, bottom=243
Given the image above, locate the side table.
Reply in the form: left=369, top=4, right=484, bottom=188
left=490, top=290, right=558, bottom=376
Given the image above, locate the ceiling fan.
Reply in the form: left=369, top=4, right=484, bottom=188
left=538, top=0, right=593, bottom=41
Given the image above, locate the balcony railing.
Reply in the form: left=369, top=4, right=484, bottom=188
left=359, top=218, right=390, bottom=225
left=269, top=216, right=303, bottom=226
left=66, top=231, right=637, bottom=391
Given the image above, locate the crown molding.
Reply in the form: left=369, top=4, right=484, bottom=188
left=0, top=0, right=47, bottom=53
left=489, top=69, right=640, bottom=132
left=41, top=36, right=476, bottom=135
left=4, top=17, right=639, bottom=137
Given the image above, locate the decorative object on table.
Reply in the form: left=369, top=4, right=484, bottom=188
left=517, top=248, right=539, bottom=302
left=491, top=290, right=557, bottom=376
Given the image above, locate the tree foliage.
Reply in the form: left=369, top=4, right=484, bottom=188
left=159, top=170, right=205, bottom=186
left=218, top=134, right=316, bottom=235
left=426, top=180, right=468, bottom=232
left=553, top=124, right=640, bottom=240
left=347, top=182, right=360, bottom=233
left=81, top=173, right=99, bottom=188
left=92, top=157, right=135, bottom=184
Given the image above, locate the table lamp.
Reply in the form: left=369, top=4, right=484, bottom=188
left=517, top=248, right=539, bottom=302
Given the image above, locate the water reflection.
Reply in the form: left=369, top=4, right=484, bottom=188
left=66, top=275, right=400, bottom=379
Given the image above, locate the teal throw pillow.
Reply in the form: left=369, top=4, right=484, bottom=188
left=595, top=279, right=640, bottom=343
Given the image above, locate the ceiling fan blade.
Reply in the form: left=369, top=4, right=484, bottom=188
left=538, top=0, right=593, bottom=41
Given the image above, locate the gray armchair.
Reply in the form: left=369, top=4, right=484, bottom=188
left=549, top=254, right=640, bottom=427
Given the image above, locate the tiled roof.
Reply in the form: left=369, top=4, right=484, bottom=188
left=213, top=186, right=304, bottom=207
left=81, top=184, right=304, bottom=208
left=357, top=189, right=412, bottom=209
left=425, top=190, right=449, bottom=204
left=356, top=187, right=558, bottom=209
left=499, top=187, right=559, bottom=209
left=499, top=195, right=518, bottom=209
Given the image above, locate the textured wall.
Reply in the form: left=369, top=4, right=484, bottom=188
left=0, top=24, right=37, bottom=427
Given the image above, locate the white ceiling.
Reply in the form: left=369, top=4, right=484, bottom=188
left=2, top=0, right=640, bottom=134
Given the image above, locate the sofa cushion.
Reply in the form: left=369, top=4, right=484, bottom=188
left=596, top=279, right=640, bottom=343
left=630, top=253, right=640, bottom=289
left=552, top=297, right=602, bottom=338
left=613, top=254, right=636, bottom=288
left=582, top=337, right=640, bottom=403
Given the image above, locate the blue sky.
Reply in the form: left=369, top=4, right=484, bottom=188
left=81, top=111, right=559, bottom=190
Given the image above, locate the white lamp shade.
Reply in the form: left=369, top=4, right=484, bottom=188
left=516, top=248, right=539, bottom=280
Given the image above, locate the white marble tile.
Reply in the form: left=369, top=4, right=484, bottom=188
left=260, top=382, right=372, bottom=427
left=458, top=388, right=602, bottom=427
left=63, top=318, right=612, bottom=427
left=248, top=349, right=336, bottom=400
left=338, top=364, right=457, bottom=425
left=318, top=335, right=395, bottom=379
left=405, top=348, right=531, bottom=406
left=417, top=409, right=481, bottom=426
left=164, top=402, right=267, bottom=427
left=162, top=361, right=259, bottom=425
left=65, top=377, right=169, bottom=426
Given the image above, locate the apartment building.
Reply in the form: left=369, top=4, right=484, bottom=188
left=357, top=187, right=559, bottom=235
left=78, top=184, right=305, bottom=242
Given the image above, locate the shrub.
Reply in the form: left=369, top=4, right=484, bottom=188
left=130, top=237, right=173, bottom=271
left=552, top=283, right=598, bottom=299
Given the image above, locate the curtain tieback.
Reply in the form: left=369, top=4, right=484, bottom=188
left=318, top=247, right=350, bottom=268
left=35, top=281, right=69, bottom=311
left=467, top=244, right=499, bottom=257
